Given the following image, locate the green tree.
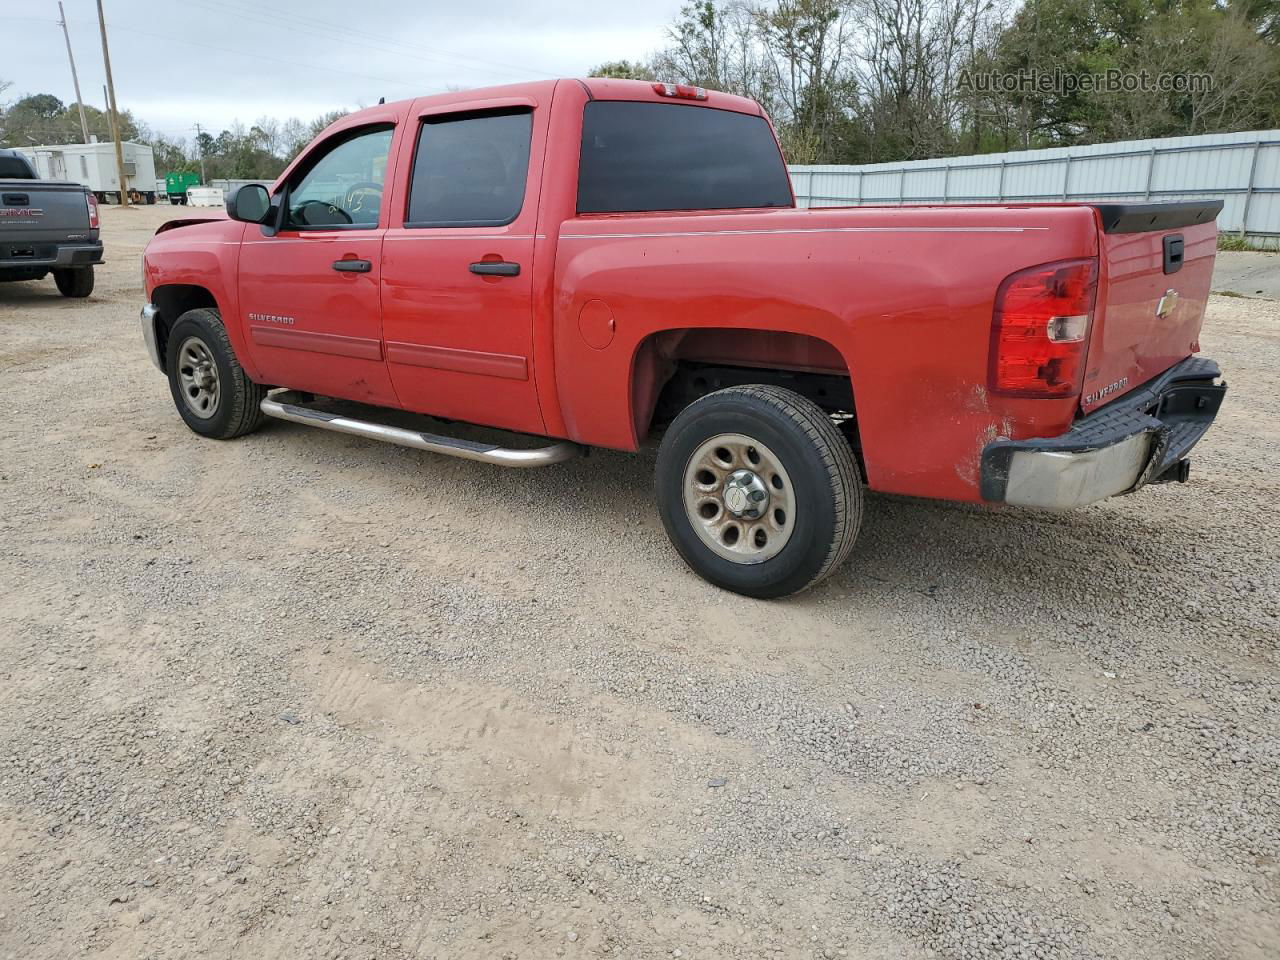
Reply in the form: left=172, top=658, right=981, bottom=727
left=985, top=0, right=1280, bottom=146
left=588, top=60, right=657, bottom=80
left=12, top=93, right=65, bottom=119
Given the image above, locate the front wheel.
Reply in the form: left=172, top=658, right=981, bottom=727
left=164, top=308, right=268, bottom=439
left=656, top=385, right=863, bottom=598
left=53, top=266, right=94, bottom=298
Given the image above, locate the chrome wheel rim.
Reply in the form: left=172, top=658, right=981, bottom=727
left=682, top=433, right=796, bottom=564
left=177, top=336, right=220, bottom=419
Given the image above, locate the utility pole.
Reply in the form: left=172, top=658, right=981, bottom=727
left=102, top=86, right=116, bottom=142
left=193, top=123, right=207, bottom=182
left=95, top=0, right=130, bottom=206
left=58, top=2, right=91, bottom=143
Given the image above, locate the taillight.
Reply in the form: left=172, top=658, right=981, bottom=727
left=652, top=82, right=708, bottom=100
left=86, top=191, right=99, bottom=229
left=989, top=258, right=1098, bottom=398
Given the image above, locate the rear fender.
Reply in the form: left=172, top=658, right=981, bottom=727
left=631, top=328, right=854, bottom=439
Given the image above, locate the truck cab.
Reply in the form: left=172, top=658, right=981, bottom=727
left=139, top=78, right=1226, bottom=597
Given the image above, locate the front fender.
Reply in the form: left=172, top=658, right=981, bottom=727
left=143, top=221, right=258, bottom=380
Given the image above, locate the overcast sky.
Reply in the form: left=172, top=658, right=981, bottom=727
left=7, top=0, right=683, bottom=141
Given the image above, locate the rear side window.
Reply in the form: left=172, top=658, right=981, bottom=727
left=407, top=109, right=532, bottom=227
left=577, top=102, right=792, bottom=214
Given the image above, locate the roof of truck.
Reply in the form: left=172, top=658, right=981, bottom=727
left=335, top=78, right=764, bottom=130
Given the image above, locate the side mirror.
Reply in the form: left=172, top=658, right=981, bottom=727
left=226, top=183, right=271, bottom=224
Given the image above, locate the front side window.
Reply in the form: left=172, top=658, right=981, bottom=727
left=406, top=109, right=532, bottom=227
left=287, top=126, right=393, bottom=229
left=577, top=101, right=793, bottom=214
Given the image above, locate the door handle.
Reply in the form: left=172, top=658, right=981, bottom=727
left=332, top=259, right=372, bottom=273
left=469, top=261, right=520, bottom=277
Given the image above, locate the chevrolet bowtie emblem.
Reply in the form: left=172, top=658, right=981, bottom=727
left=1156, top=289, right=1179, bottom=319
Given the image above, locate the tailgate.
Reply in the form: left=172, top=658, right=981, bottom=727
left=1080, top=201, right=1222, bottom=412
left=0, top=180, right=92, bottom=240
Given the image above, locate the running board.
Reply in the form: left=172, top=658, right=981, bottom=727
left=259, top=391, right=581, bottom=468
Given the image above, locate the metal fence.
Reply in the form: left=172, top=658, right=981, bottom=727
left=789, top=129, right=1280, bottom=249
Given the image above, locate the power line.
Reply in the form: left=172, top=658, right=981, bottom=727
left=61, top=16, right=431, bottom=93
left=183, top=0, right=558, bottom=81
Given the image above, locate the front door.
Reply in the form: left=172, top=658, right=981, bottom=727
left=238, top=124, right=400, bottom=407
left=380, top=105, right=545, bottom=435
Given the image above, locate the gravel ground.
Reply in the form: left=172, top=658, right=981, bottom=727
left=1, top=204, right=1277, bottom=960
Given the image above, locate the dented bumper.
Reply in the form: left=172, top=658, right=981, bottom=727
left=980, top=356, right=1226, bottom=509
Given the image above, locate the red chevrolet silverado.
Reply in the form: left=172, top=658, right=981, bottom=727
left=139, top=78, right=1226, bottom=597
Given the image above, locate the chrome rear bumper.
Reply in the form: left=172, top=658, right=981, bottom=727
left=981, top=356, right=1225, bottom=509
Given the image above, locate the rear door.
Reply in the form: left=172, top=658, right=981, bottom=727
left=1080, top=203, right=1221, bottom=412
left=379, top=99, right=547, bottom=435
left=238, top=124, right=400, bottom=406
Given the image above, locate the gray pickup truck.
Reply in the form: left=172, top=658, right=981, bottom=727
left=0, top=148, right=103, bottom=297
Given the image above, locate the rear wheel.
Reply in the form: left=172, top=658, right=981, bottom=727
left=656, top=385, right=863, bottom=598
left=164, top=308, right=268, bottom=439
left=53, top=266, right=94, bottom=298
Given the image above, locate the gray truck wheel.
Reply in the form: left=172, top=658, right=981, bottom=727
left=164, top=308, right=268, bottom=440
left=53, top=267, right=94, bottom=298
left=656, top=385, right=863, bottom=598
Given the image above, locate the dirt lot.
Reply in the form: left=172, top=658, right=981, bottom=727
left=1, top=204, right=1277, bottom=960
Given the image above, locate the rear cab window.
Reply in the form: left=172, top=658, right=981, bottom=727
left=577, top=101, right=793, bottom=214
left=406, top=109, right=533, bottom=227
left=0, top=155, right=36, bottom=179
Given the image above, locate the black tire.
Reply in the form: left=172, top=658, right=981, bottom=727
left=53, top=267, right=94, bottom=298
left=656, top=385, right=863, bottom=598
left=164, top=308, right=268, bottom=440
left=169, top=196, right=179, bottom=205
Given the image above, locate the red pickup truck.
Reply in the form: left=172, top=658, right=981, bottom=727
left=140, top=78, right=1226, bottom=597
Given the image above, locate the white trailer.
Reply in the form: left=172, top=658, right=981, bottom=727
left=186, top=186, right=225, bottom=208
left=20, top=141, right=159, bottom=204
